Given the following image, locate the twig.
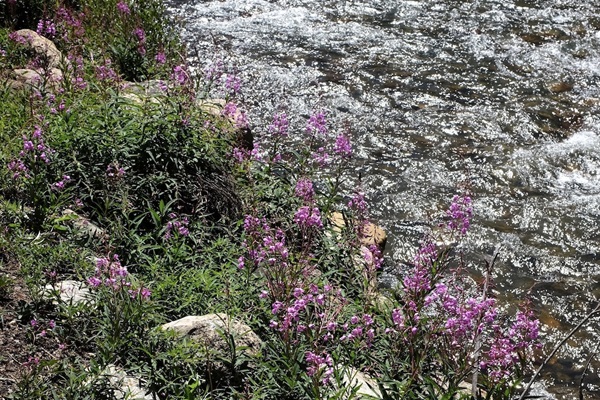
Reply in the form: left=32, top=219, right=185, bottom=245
left=471, top=252, right=498, bottom=398
left=518, top=302, right=600, bottom=400
left=579, top=339, right=600, bottom=400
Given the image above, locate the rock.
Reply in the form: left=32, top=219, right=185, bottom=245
left=43, top=280, right=92, bottom=305
left=12, top=29, right=63, bottom=69
left=548, top=81, right=573, bottom=93
left=98, top=365, right=152, bottom=400
left=361, top=222, right=387, bottom=252
left=119, top=92, right=160, bottom=105
left=161, top=314, right=262, bottom=358
left=121, top=80, right=167, bottom=96
left=8, top=68, right=63, bottom=90
left=338, top=366, right=382, bottom=399
left=330, top=212, right=387, bottom=252
left=197, top=98, right=253, bottom=149
left=62, top=209, right=107, bottom=239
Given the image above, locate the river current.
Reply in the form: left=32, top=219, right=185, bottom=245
left=166, top=0, right=600, bottom=397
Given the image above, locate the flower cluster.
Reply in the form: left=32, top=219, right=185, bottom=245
left=294, top=206, right=323, bottom=229
left=55, top=7, right=85, bottom=44
left=240, top=215, right=289, bottom=270
left=36, top=19, right=57, bottom=39
left=87, top=255, right=151, bottom=300
left=306, top=111, right=328, bottom=136
left=172, top=64, right=189, bottom=85
left=204, top=59, right=224, bottom=82
left=403, top=240, right=436, bottom=295
left=340, top=313, right=375, bottom=345
left=224, top=74, right=242, bottom=95
left=95, top=59, right=118, bottom=82
left=155, top=52, right=166, bottom=65
left=295, top=178, right=315, bottom=204
left=306, top=351, right=334, bottom=385
left=333, top=133, right=352, bottom=158
left=46, top=93, right=66, bottom=114
left=30, top=318, right=56, bottom=338
left=269, top=284, right=344, bottom=345
left=67, top=53, right=87, bottom=90
left=447, top=194, right=472, bottom=235
left=52, top=175, right=71, bottom=191
left=7, top=125, right=55, bottom=180
left=106, top=162, right=125, bottom=181
left=222, top=102, right=249, bottom=129
left=164, top=213, right=190, bottom=240
left=117, top=1, right=131, bottom=15
left=133, top=27, right=146, bottom=55
left=482, top=307, right=540, bottom=381
left=269, top=112, right=289, bottom=137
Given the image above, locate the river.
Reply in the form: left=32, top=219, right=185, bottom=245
left=165, top=0, right=600, bottom=397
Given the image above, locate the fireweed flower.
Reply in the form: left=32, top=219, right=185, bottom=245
left=447, top=194, right=472, bottom=235
left=306, top=351, right=334, bottom=385
left=306, top=111, right=328, bottom=136
left=95, top=59, right=118, bottom=81
left=117, top=1, right=131, bottom=15
left=402, top=239, right=438, bottom=297
left=204, top=59, right=224, bottom=82
left=155, top=52, right=166, bottom=65
left=52, top=175, right=71, bottom=191
left=88, top=254, right=150, bottom=300
left=164, top=213, right=190, bottom=240
left=133, top=28, right=146, bottom=55
left=312, top=147, right=329, bottom=167
left=222, top=102, right=237, bottom=118
left=106, top=163, right=125, bottom=180
left=333, top=133, right=352, bottom=158
left=36, top=19, right=57, bottom=38
left=269, top=112, right=289, bottom=137
left=294, top=178, right=315, bottom=203
left=172, top=65, right=188, bottom=85
left=294, top=206, right=323, bottom=229
left=224, top=74, right=242, bottom=95
left=133, top=28, right=146, bottom=43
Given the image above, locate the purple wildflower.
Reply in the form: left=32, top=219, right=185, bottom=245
left=447, top=194, right=473, bottom=235
left=306, top=111, right=328, bottom=136
left=36, top=19, right=56, bottom=38
left=294, top=206, right=323, bottom=229
left=334, top=133, right=352, bottom=158
left=172, top=65, right=188, bottom=85
left=224, top=74, right=242, bottom=95
left=269, top=112, right=289, bottom=137
left=155, top=52, right=166, bottom=65
left=294, top=178, right=315, bottom=203
left=117, top=1, right=131, bottom=15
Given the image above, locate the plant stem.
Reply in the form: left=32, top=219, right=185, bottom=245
left=518, top=302, right=600, bottom=400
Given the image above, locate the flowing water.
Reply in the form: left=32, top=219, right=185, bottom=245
left=166, top=0, right=600, bottom=397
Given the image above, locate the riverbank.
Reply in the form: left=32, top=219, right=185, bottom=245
left=0, top=1, right=540, bottom=399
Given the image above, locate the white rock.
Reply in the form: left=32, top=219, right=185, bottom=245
left=161, top=313, right=262, bottom=357
left=99, top=365, right=152, bottom=400
left=338, top=366, right=382, bottom=399
left=43, top=280, right=92, bottom=305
